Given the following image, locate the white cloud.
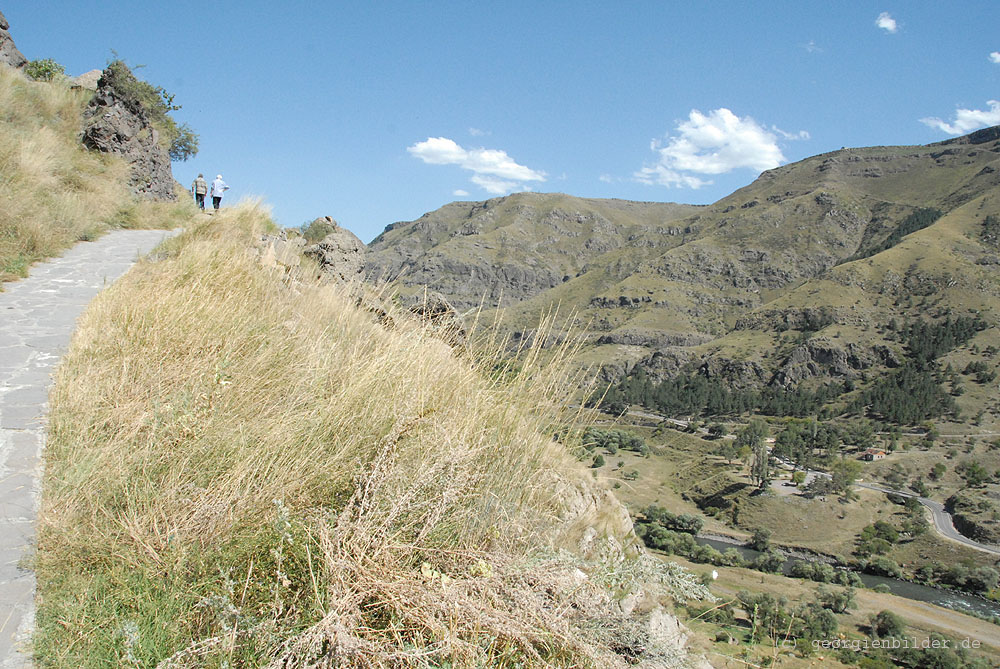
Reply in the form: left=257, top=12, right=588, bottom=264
left=920, top=100, right=1000, bottom=135
left=772, top=126, right=811, bottom=141
left=599, top=174, right=615, bottom=183
left=801, top=40, right=822, bottom=54
left=468, top=127, right=489, bottom=137
left=876, top=12, right=898, bottom=33
left=408, top=137, right=546, bottom=195
left=453, top=189, right=470, bottom=197
left=634, top=164, right=711, bottom=189
left=634, top=108, right=788, bottom=189
left=990, top=52, right=1000, bottom=64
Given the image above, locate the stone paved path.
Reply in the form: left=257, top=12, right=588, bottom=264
left=0, top=229, right=177, bottom=668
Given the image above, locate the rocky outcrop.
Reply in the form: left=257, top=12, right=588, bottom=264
left=698, top=357, right=767, bottom=390
left=0, top=10, right=26, bottom=69
left=946, top=493, right=1000, bottom=545
left=407, top=291, right=466, bottom=346
left=70, top=69, right=102, bottom=91
left=771, top=339, right=900, bottom=387
left=595, top=328, right=712, bottom=349
left=734, top=307, right=837, bottom=332
left=82, top=65, right=176, bottom=200
left=303, top=217, right=366, bottom=283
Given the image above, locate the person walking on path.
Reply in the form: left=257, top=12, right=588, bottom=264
left=191, top=173, right=208, bottom=210
left=211, top=174, right=229, bottom=211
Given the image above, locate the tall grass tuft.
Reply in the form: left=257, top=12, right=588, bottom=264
left=0, top=66, right=194, bottom=285
left=36, top=204, right=705, bottom=666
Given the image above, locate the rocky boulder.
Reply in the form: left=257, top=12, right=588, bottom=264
left=303, top=217, right=366, bottom=283
left=256, top=230, right=306, bottom=273
left=82, top=64, right=176, bottom=200
left=70, top=68, right=102, bottom=91
left=0, top=10, right=26, bottom=69
left=407, top=291, right=466, bottom=346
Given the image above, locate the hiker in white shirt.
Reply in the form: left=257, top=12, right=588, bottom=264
left=211, top=175, right=229, bottom=210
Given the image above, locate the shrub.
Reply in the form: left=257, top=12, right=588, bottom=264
left=870, top=610, right=906, bottom=637
left=864, top=556, right=903, bottom=578
left=300, top=217, right=339, bottom=242
left=25, top=58, right=65, bottom=81
left=752, top=550, right=784, bottom=573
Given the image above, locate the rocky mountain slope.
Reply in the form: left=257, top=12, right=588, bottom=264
left=367, top=130, right=1000, bottom=408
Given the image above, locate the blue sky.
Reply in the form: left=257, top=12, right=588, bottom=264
left=9, top=1, right=1000, bottom=242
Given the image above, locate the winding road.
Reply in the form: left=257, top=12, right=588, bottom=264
left=852, top=481, right=1000, bottom=557
left=0, top=229, right=175, bottom=668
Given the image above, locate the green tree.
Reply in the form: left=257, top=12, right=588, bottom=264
left=750, top=439, right=771, bottom=490
left=791, top=470, right=807, bottom=486
left=737, top=418, right=771, bottom=489
left=958, top=460, right=990, bottom=487
left=591, top=454, right=605, bottom=468
left=829, top=458, right=863, bottom=494
left=817, top=586, right=856, bottom=614
left=870, top=610, right=906, bottom=637
left=749, top=527, right=771, bottom=552
left=716, top=440, right=738, bottom=465
left=737, top=417, right=768, bottom=450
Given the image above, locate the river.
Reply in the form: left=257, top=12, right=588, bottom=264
left=695, top=537, right=1000, bottom=620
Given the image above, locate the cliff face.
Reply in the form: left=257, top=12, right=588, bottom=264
left=82, top=65, right=176, bottom=201
left=0, top=10, right=27, bottom=69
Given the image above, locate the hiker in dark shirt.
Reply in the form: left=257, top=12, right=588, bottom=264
left=191, top=173, right=207, bottom=210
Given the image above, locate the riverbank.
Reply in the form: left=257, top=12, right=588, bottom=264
left=693, top=534, right=1000, bottom=620
left=671, top=552, right=1000, bottom=659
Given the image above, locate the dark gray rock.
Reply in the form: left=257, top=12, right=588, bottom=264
left=304, top=217, right=366, bottom=283
left=407, top=290, right=466, bottom=346
left=0, top=9, right=27, bottom=69
left=82, top=65, right=176, bottom=200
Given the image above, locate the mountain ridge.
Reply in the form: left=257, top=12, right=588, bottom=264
left=366, top=128, right=1000, bottom=424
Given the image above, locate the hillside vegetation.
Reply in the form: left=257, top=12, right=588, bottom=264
left=367, top=132, right=1000, bottom=431
left=0, top=62, right=189, bottom=285
left=36, top=205, right=708, bottom=667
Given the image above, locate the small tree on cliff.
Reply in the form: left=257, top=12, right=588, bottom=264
left=103, top=59, right=199, bottom=162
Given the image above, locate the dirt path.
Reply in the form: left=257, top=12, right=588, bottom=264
left=0, top=229, right=176, bottom=668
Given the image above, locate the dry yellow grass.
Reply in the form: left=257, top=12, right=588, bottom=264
left=0, top=65, right=193, bottom=284
left=36, top=204, right=708, bottom=667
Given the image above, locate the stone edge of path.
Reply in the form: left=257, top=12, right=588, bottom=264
left=0, top=228, right=179, bottom=668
